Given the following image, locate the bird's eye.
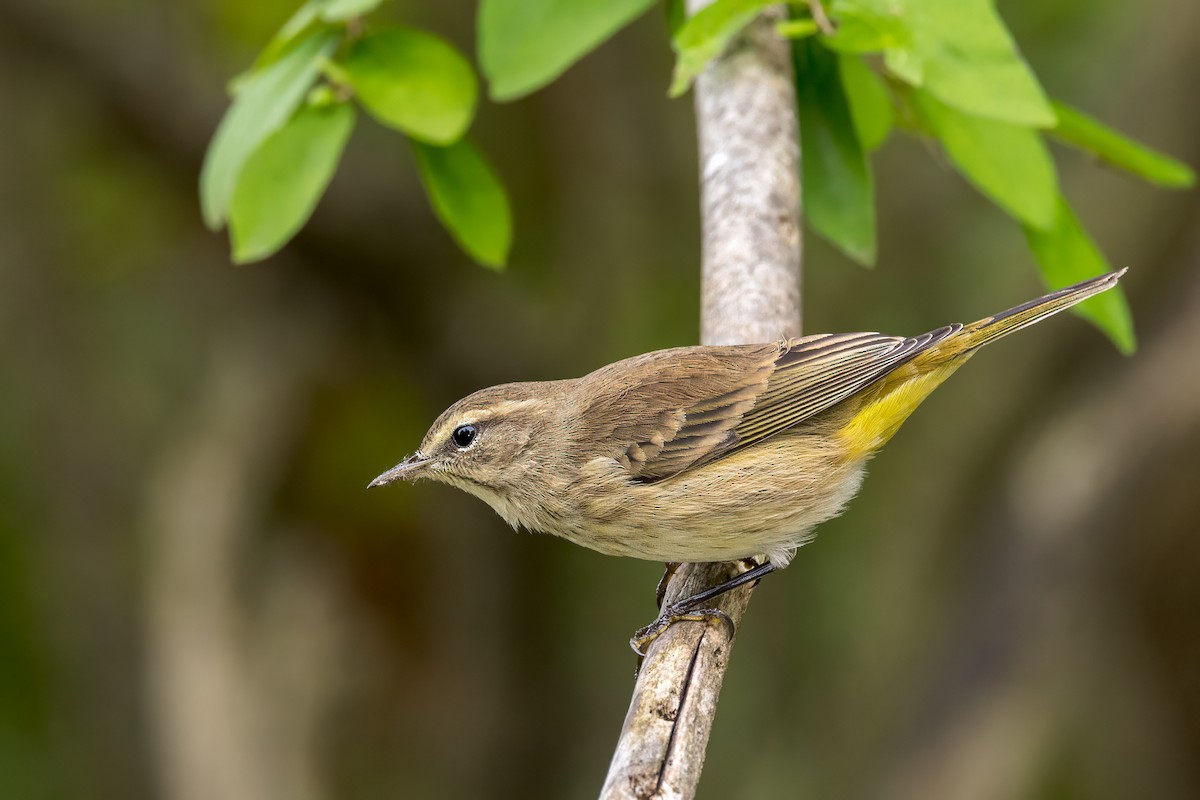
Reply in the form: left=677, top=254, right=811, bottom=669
left=452, top=424, right=477, bottom=449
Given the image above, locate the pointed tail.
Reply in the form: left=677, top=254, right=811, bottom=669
left=942, top=269, right=1127, bottom=355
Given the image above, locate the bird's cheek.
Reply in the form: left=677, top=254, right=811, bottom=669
left=415, top=460, right=448, bottom=482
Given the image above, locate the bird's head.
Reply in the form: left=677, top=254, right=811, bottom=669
left=369, top=382, right=562, bottom=519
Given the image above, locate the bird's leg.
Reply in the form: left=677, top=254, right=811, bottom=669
left=664, top=559, right=777, bottom=612
left=655, top=562, right=681, bottom=609
left=631, top=607, right=734, bottom=658
left=630, top=560, right=778, bottom=656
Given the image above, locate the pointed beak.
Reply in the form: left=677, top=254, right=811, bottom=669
left=368, top=453, right=430, bottom=488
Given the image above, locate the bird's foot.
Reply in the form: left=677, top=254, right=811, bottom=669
left=630, top=559, right=778, bottom=666
left=629, top=604, right=735, bottom=657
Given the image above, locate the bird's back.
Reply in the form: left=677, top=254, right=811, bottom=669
left=471, top=271, right=1127, bottom=564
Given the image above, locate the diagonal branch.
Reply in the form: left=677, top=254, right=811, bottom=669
left=600, top=4, right=802, bottom=798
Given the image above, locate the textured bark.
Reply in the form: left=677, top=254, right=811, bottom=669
left=600, top=4, right=802, bottom=798
left=694, top=11, right=803, bottom=346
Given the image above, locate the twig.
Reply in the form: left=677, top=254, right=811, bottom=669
left=600, top=4, right=802, bottom=798
left=807, top=0, right=835, bottom=37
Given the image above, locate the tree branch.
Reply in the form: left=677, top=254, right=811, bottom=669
left=601, top=5, right=802, bottom=798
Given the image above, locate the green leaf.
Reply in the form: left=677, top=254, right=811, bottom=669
left=910, top=89, right=1057, bottom=230
left=666, top=0, right=686, bottom=36
left=823, top=2, right=909, bottom=54
left=794, top=40, right=875, bottom=265
left=249, top=2, right=325, bottom=77
left=1024, top=198, right=1135, bottom=353
left=898, top=0, right=1053, bottom=126
left=669, top=0, right=775, bottom=97
left=341, top=28, right=477, bottom=145
left=201, top=29, right=340, bottom=230
left=1050, top=100, right=1196, bottom=189
left=776, top=19, right=819, bottom=40
left=228, top=0, right=377, bottom=94
left=838, top=55, right=891, bottom=151
left=277, top=1, right=325, bottom=42
left=229, top=102, right=356, bottom=263
left=414, top=139, right=513, bottom=269
left=307, top=83, right=339, bottom=107
left=480, top=0, right=656, bottom=101
left=319, top=0, right=384, bottom=21
left=830, top=0, right=1054, bottom=126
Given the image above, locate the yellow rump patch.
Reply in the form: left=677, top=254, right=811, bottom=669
left=836, top=360, right=966, bottom=460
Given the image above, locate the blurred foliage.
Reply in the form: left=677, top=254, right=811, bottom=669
left=1, top=1, right=1199, bottom=799
left=480, top=0, right=658, bottom=100
left=204, top=0, right=1192, bottom=351
left=794, top=38, right=876, bottom=264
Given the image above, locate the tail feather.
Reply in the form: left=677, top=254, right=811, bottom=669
left=945, top=269, right=1126, bottom=354
left=838, top=269, right=1126, bottom=458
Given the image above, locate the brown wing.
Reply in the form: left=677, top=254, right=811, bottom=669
left=580, top=325, right=961, bottom=482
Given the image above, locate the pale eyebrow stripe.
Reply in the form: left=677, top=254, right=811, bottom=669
left=431, top=399, right=543, bottom=442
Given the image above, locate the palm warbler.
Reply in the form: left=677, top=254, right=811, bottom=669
left=372, top=271, right=1125, bottom=622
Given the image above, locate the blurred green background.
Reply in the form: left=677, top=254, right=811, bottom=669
left=2, top=1, right=1199, bottom=798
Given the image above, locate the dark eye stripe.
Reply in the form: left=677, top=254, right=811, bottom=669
left=452, top=424, right=477, bottom=448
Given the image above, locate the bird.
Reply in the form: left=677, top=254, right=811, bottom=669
left=370, top=270, right=1126, bottom=638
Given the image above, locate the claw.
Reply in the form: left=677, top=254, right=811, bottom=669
left=630, top=559, right=777, bottom=670
left=629, top=606, right=735, bottom=657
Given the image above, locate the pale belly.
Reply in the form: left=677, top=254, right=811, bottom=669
left=548, top=431, right=867, bottom=567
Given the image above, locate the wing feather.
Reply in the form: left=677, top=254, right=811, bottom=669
left=580, top=325, right=961, bottom=482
